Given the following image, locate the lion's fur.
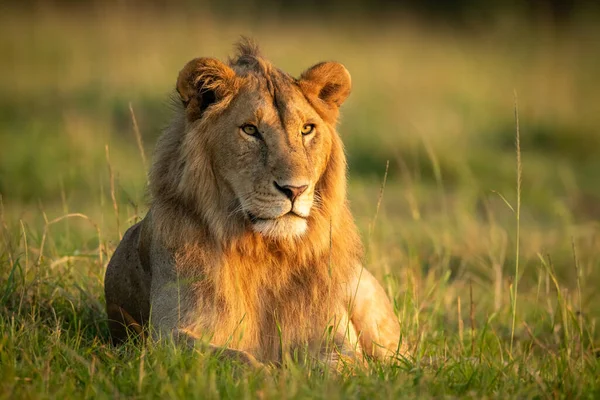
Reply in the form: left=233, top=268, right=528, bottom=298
left=104, top=40, right=402, bottom=364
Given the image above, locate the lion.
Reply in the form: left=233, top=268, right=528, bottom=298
left=104, top=39, right=405, bottom=367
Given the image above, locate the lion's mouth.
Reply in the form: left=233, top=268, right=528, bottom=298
left=246, top=211, right=306, bottom=224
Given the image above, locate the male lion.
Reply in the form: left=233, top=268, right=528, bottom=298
left=104, top=40, right=404, bottom=367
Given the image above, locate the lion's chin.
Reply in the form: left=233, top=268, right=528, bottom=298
left=250, top=214, right=308, bottom=239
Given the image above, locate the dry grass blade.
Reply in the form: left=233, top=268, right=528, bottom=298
left=421, top=133, right=447, bottom=219
left=0, top=194, right=14, bottom=266
left=490, top=190, right=515, bottom=214
left=129, top=102, right=149, bottom=183
left=19, top=220, right=28, bottom=278
left=138, top=347, right=146, bottom=393
left=39, top=213, right=104, bottom=266
left=368, top=159, right=390, bottom=239
left=470, top=279, right=475, bottom=357
left=105, top=144, right=121, bottom=240
left=571, top=238, right=584, bottom=367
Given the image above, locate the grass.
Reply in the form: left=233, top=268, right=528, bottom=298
left=2, top=6, right=600, bottom=398
left=510, top=92, right=522, bottom=356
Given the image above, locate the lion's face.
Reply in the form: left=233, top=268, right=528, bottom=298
left=212, top=79, right=334, bottom=238
left=175, top=50, right=351, bottom=240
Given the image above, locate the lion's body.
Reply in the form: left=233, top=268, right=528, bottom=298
left=105, top=40, right=404, bottom=365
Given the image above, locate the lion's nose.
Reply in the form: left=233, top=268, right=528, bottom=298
left=274, top=181, right=308, bottom=202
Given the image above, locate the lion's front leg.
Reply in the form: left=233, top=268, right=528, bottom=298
left=149, top=283, right=264, bottom=368
left=174, top=329, right=263, bottom=368
left=345, top=265, right=406, bottom=361
left=309, top=308, right=365, bottom=372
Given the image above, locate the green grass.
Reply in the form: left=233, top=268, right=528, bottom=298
left=2, top=6, right=600, bottom=398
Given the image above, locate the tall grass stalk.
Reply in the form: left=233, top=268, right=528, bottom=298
left=572, top=238, right=584, bottom=368
left=510, top=91, right=522, bottom=356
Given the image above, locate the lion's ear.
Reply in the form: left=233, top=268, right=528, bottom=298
left=176, top=57, right=238, bottom=121
left=298, top=62, right=351, bottom=113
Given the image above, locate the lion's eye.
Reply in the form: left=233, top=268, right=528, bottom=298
left=241, top=124, right=259, bottom=136
left=301, top=124, right=315, bottom=136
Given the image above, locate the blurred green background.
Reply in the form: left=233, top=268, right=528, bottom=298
left=1, top=0, right=600, bottom=300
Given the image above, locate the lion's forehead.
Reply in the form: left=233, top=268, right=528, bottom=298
left=242, top=69, right=315, bottom=129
